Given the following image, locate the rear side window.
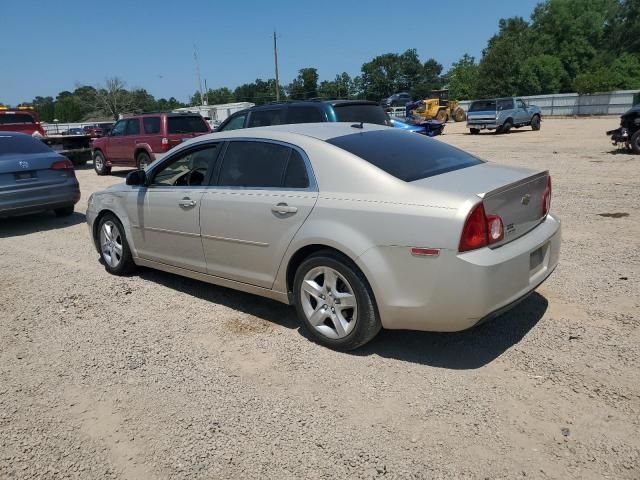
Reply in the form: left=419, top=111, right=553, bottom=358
left=497, top=99, right=513, bottom=111
left=0, top=114, right=35, bottom=125
left=125, top=119, right=140, bottom=135
left=283, top=150, right=309, bottom=188
left=0, top=135, right=52, bottom=156
left=469, top=100, right=496, bottom=112
left=143, top=117, right=161, bottom=134
left=167, top=116, right=209, bottom=134
left=247, top=109, right=285, bottom=128
left=327, top=129, right=483, bottom=182
left=287, top=106, right=325, bottom=124
left=332, top=104, right=389, bottom=126
left=218, top=141, right=303, bottom=188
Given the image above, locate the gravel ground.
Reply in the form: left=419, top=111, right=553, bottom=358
left=1, top=117, right=638, bottom=479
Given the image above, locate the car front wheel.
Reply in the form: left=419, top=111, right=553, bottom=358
left=531, top=115, right=541, bottom=131
left=97, top=214, right=135, bottom=275
left=293, top=251, right=381, bottom=351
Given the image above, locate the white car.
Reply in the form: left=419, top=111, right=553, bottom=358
left=87, top=123, right=561, bottom=350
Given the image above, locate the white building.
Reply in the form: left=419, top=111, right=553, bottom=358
left=173, top=102, right=254, bottom=126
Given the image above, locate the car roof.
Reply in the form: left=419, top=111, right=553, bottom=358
left=203, top=122, right=390, bottom=142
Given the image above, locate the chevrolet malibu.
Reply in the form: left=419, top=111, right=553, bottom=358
left=86, top=123, right=560, bottom=350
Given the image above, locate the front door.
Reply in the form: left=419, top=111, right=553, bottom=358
left=106, top=120, right=127, bottom=162
left=200, top=140, right=318, bottom=288
left=515, top=99, right=528, bottom=124
left=127, top=143, right=221, bottom=272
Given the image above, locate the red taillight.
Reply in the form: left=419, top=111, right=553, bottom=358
left=51, top=159, right=74, bottom=170
left=458, top=203, right=504, bottom=252
left=161, top=137, right=169, bottom=151
left=51, top=158, right=76, bottom=177
left=542, top=176, right=552, bottom=216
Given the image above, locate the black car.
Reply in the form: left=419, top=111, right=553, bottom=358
left=607, top=104, right=640, bottom=153
left=381, top=92, right=413, bottom=108
left=216, top=100, right=390, bottom=132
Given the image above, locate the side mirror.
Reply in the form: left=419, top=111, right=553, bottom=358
left=126, top=169, right=147, bottom=186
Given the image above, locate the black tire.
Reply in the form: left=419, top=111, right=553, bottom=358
left=501, top=119, right=513, bottom=134
left=93, top=151, right=111, bottom=176
left=631, top=130, right=640, bottom=155
left=293, top=250, right=381, bottom=351
left=470, top=128, right=480, bottom=135
left=54, top=205, right=74, bottom=217
left=136, top=151, right=151, bottom=170
left=531, top=114, right=541, bottom=131
left=96, top=213, right=135, bottom=275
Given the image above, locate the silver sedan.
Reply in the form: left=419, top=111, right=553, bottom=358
left=86, top=123, right=561, bottom=350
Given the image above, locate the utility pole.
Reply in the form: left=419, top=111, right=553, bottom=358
left=273, top=30, right=280, bottom=102
left=193, top=45, right=206, bottom=106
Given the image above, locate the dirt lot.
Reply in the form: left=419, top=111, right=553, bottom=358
left=1, top=118, right=638, bottom=479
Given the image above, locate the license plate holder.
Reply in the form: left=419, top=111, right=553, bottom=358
left=14, top=171, right=35, bottom=181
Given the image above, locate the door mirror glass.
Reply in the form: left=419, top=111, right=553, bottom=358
left=126, top=169, right=146, bottom=186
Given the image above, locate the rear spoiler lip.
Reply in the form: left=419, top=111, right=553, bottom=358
left=478, top=170, right=548, bottom=199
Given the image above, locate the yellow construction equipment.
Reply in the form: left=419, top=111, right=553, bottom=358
left=408, top=89, right=466, bottom=123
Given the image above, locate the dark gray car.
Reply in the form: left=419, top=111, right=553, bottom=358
left=0, top=133, right=80, bottom=217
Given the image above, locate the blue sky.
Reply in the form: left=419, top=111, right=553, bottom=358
left=1, top=0, right=540, bottom=105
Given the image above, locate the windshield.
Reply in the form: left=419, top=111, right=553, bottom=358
left=167, top=116, right=209, bottom=134
left=333, top=104, right=390, bottom=126
left=0, top=134, right=53, bottom=156
left=327, top=129, right=483, bottom=182
left=469, top=100, right=496, bottom=112
left=0, top=113, right=36, bottom=124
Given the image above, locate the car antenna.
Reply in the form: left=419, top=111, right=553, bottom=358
left=351, top=121, right=363, bottom=129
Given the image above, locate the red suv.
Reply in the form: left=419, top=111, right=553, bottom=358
left=0, top=106, right=46, bottom=137
left=91, top=112, right=211, bottom=175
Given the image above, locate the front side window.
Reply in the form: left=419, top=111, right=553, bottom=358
left=219, top=114, right=246, bottom=131
left=125, top=119, right=140, bottom=135
left=516, top=99, right=527, bottom=109
left=150, top=144, right=219, bottom=187
left=110, top=120, right=126, bottom=136
left=217, top=141, right=308, bottom=189
left=247, top=109, right=285, bottom=128
left=143, top=117, right=161, bottom=134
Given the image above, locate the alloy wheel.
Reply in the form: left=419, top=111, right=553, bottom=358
left=300, top=266, right=358, bottom=339
left=99, top=221, right=124, bottom=268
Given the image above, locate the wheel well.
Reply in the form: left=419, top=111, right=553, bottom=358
left=286, top=244, right=354, bottom=293
left=92, top=209, right=117, bottom=245
left=134, top=148, right=149, bottom=160
left=504, top=117, right=514, bottom=124
left=93, top=148, right=103, bottom=157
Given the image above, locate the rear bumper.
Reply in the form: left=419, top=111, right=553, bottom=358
left=0, top=181, right=80, bottom=216
left=467, top=122, right=498, bottom=130
left=358, top=214, right=561, bottom=331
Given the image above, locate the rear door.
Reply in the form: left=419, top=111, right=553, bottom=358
left=141, top=116, right=162, bottom=155
left=200, top=140, right=318, bottom=288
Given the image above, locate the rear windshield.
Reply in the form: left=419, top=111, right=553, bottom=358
left=167, top=115, right=209, bottom=134
left=469, top=100, right=496, bottom=112
left=326, top=129, right=483, bottom=182
left=0, top=135, right=52, bottom=156
left=0, top=113, right=36, bottom=125
left=333, top=104, right=390, bottom=126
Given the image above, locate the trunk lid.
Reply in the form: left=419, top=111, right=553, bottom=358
left=467, top=109, right=497, bottom=122
left=0, top=152, right=70, bottom=192
left=412, top=163, right=549, bottom=246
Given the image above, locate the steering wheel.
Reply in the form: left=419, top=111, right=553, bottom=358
left=185, top=168, right=207, bottom=186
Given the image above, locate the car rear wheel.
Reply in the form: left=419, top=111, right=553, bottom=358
left=136, top=151, right=150, bottom=170
left=97, top=214, right=135, bottom=275
left=54, top=205, right=74, bottom=217
left=631, top=130, right=640, bottom=154
left=293, top=251, right=381, bottom=351
left=470, top=128, right=480, bottom=135
left=94, top=151, right=111, bottom=176
left=531, top=115, right=541, bottom=131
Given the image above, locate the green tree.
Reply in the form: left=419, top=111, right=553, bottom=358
left=360, top=52, right=403, bottom=100
left=32, top=96, right=55, bottom=122
left=573, top=52, right=640, bottom=93
left=445, top=54, right=479, bottom=100
left=605, top=0, right=640, bottom=54
left=233, top=78, right=283, bottom=104
left=54, top=91, right=83, bottom=122
left=287, top=68, right=319, bottom=99
left=412, top=58, right=444, bottom=99
left=518, top=54, right=567, bottom=95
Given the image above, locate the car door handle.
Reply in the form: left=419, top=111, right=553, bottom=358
left=179, top=198, right=197, bottom=208
left=271, top=203, right=297, bottom=215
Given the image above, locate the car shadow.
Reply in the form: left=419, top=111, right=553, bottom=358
left=607, top=148, right=635, bottom=156
left=0, top=211, right=86, bottom=238
left=136, top=267, right=300, bottom=330
left=125, top=264, right=548, bottom=368
left=354, top=292, right=548, bottom=369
